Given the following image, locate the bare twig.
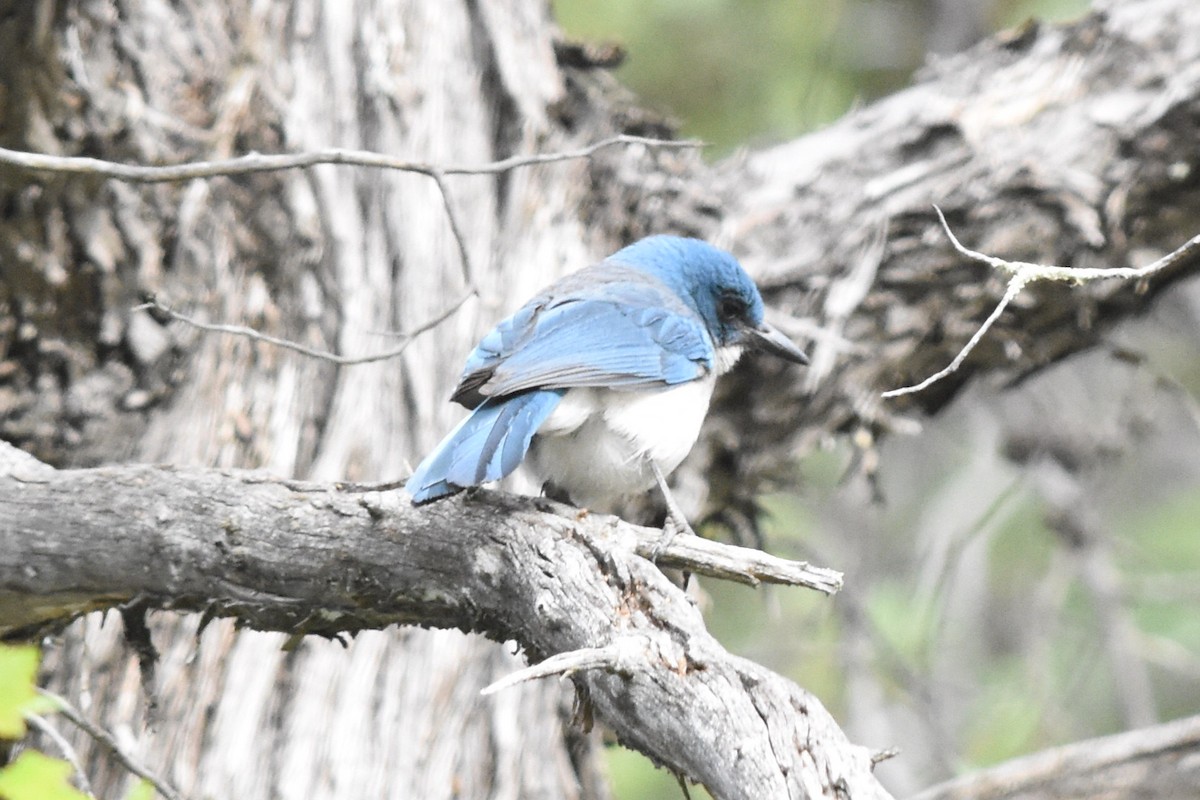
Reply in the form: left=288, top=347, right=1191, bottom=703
left=64, top=134, right=697, bottom=365
left=481, top=642, right=636, bottom=696
left=133, top=289, right=474, bottom=366
left=25, top=712, right=96, bottom=798
left=881, top=273, right=1028, bottom=399
left=882, top=206, right=1200, bottom=398
left=633, top=527, right=843, bottom=594
left=38, top=688, right=186, bottom=800
left=0, top=134, right=699, bottom=183
left=870, top=747, right=901, bottom=765
left=428, top=167, right=476, bottom=289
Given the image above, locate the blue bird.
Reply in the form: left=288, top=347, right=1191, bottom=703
left=406, top=235, right=808, bottom=528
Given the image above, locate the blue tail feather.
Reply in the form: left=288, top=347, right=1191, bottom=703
left=406, top=389, right=564, bottom=504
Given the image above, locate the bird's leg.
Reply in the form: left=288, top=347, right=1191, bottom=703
left=541, top=480, right=573, bottom=505
left=649, top=461, right=697, bottom=561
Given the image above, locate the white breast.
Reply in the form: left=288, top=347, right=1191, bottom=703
left=526, top=376, right=717, bottom=512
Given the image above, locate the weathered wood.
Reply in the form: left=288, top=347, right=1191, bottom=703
left=2, top=0, right=1200, bottom=798
left=0, top=448, right=882, bottom=800
left=689, top=0, right=1200, bottom=523
left=914, top=713, right=1200, bottom=800
left=2, top=2, right=615, bottom=798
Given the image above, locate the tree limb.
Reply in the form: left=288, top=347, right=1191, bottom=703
left=881, top=208, right=1200, bottom=398
left=38, top=689, right=185, bottom=800
left=678, top=1, right=1200, bottom=511
left=913, top=713, right=1200, bottom=800
left=0, top=444, right=880, bottom=800
left=0, top=134, right=697, bottom=183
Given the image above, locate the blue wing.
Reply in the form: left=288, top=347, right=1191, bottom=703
left=406, top=389, right=564, bottom=504
left=451, top=265, right=713, bottom=407
left=409, top=265, right=714, bottom=503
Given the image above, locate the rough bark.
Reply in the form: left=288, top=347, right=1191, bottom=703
left=913, top=714, right=1200, bottom=800
left=0, top=448, right=875, bottom=799
left=1, top=0, right=1199, bottom=798
left=690, top=0, right=1200, bottom=527
left=3, top=1, right=618, bottom=798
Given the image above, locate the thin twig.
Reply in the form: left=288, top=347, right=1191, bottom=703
left=133, top=289, right=474, bottom=366
left=481, top=642, right=634, bottom=696
left=881, top=274, right=1027, bottom=399
left=871, top=747, right=902, bottom=765
left=428, top=167, right=476, bottom=289
left=38, top=688, right=186, bottom=800
left=934, top=205, right=1200, bottom=282
left=25, top=712, right=96, bottom=798
left=2, top=134, right=696, bottom=314
left=632, top=526, right=844, bottom=594
left=882, top=206, right=1200, bottom=398
left=0, top=134, right=700, bottom=183
left=61, top=135, right=696, bottom=366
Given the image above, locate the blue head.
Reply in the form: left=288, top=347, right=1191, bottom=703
left=608, top=235, right=808, bottom=365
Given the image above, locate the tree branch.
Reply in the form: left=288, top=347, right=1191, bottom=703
left=0, top=444, right=880, bottom=800
left=132, top=291, right=477, bottom=366
left=1, top=134, right=699, bottom=362
left=38, top=689, right=184, bottom=800
left=694, top=1, right=1200, bottom=491
left=913, top=713, right=1200, bottom=800
left=882, top=207, right=1200, bottom=398
left=0, top=134, right=698, bottom=183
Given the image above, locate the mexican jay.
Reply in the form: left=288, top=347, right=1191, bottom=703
left=406, top=235, right=808, bottom=515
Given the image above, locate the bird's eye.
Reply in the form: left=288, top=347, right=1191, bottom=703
left=717, top=294, right=746, bottom=321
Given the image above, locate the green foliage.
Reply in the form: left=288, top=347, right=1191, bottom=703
left=865, top=581, right=936, bottom=669
left=554, top=0, right=1088, bottom=156
left=0, top=645, right=94, bottom=800
left=554, top=0, right=871, bottom=155
left=1123, top=490, right=1200, bottom=569
left=0, top=646, right=54, bottom=740
left=122, top=779, right=157, bottom=800
left=606, top=746, right=713, bottom=800
left=0, top=752, right=91, bottom=800
left=997, top=0, right=1090, bottom=27
left=961, top=657, right=1045, bottom=765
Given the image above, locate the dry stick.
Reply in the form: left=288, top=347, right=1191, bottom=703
left=24, top=712, right=97, bottom=799
left=628, top=525, right=843, bottom=593
left=883, top=206, right=1200, bottom=399
left=428, top=167, right=476, bottom=288
left=481, top=642, right=634, bottom=696
left=882, top=273, right=1029, bottom=399
left=38, top=689, right=185, bottom=800
left=132, top=288, right=475, bottom=366
left=0, top=134, right=699, bottom=182
left=2, top=134, right=699, bottom=366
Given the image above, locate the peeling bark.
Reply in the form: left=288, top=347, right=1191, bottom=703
left=1, top=0, right=1199, bottom=798
left=914, top=714, right=1200, bottom=800
left=0, top=447, right=879, bottom=799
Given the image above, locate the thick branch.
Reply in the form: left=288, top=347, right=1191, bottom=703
left=673, top=1, right=1200, bottom=511
left=0, top=447, right=879, bottom=800
left=913, top=713, right=1200, bottom=800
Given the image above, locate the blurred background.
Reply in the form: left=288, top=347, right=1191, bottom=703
left=552, top=0, right=1200, bottom=797
left=555, top=0, right=1090, bottom=156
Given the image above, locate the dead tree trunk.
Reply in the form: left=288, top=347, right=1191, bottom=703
left=2, top=0, right=1200, bottom=798
left=3, top=1, right=625, bottom=798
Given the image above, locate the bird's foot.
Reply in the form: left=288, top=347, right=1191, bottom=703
left=648, top=461, right=697, bottom=562
left=648, top=503, right=697, bottom=563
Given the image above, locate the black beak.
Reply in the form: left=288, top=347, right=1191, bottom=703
left=749, top=321, right=809, bottom=365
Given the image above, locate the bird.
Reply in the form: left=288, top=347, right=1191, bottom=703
left=405, top=235, right=808, bottom=535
